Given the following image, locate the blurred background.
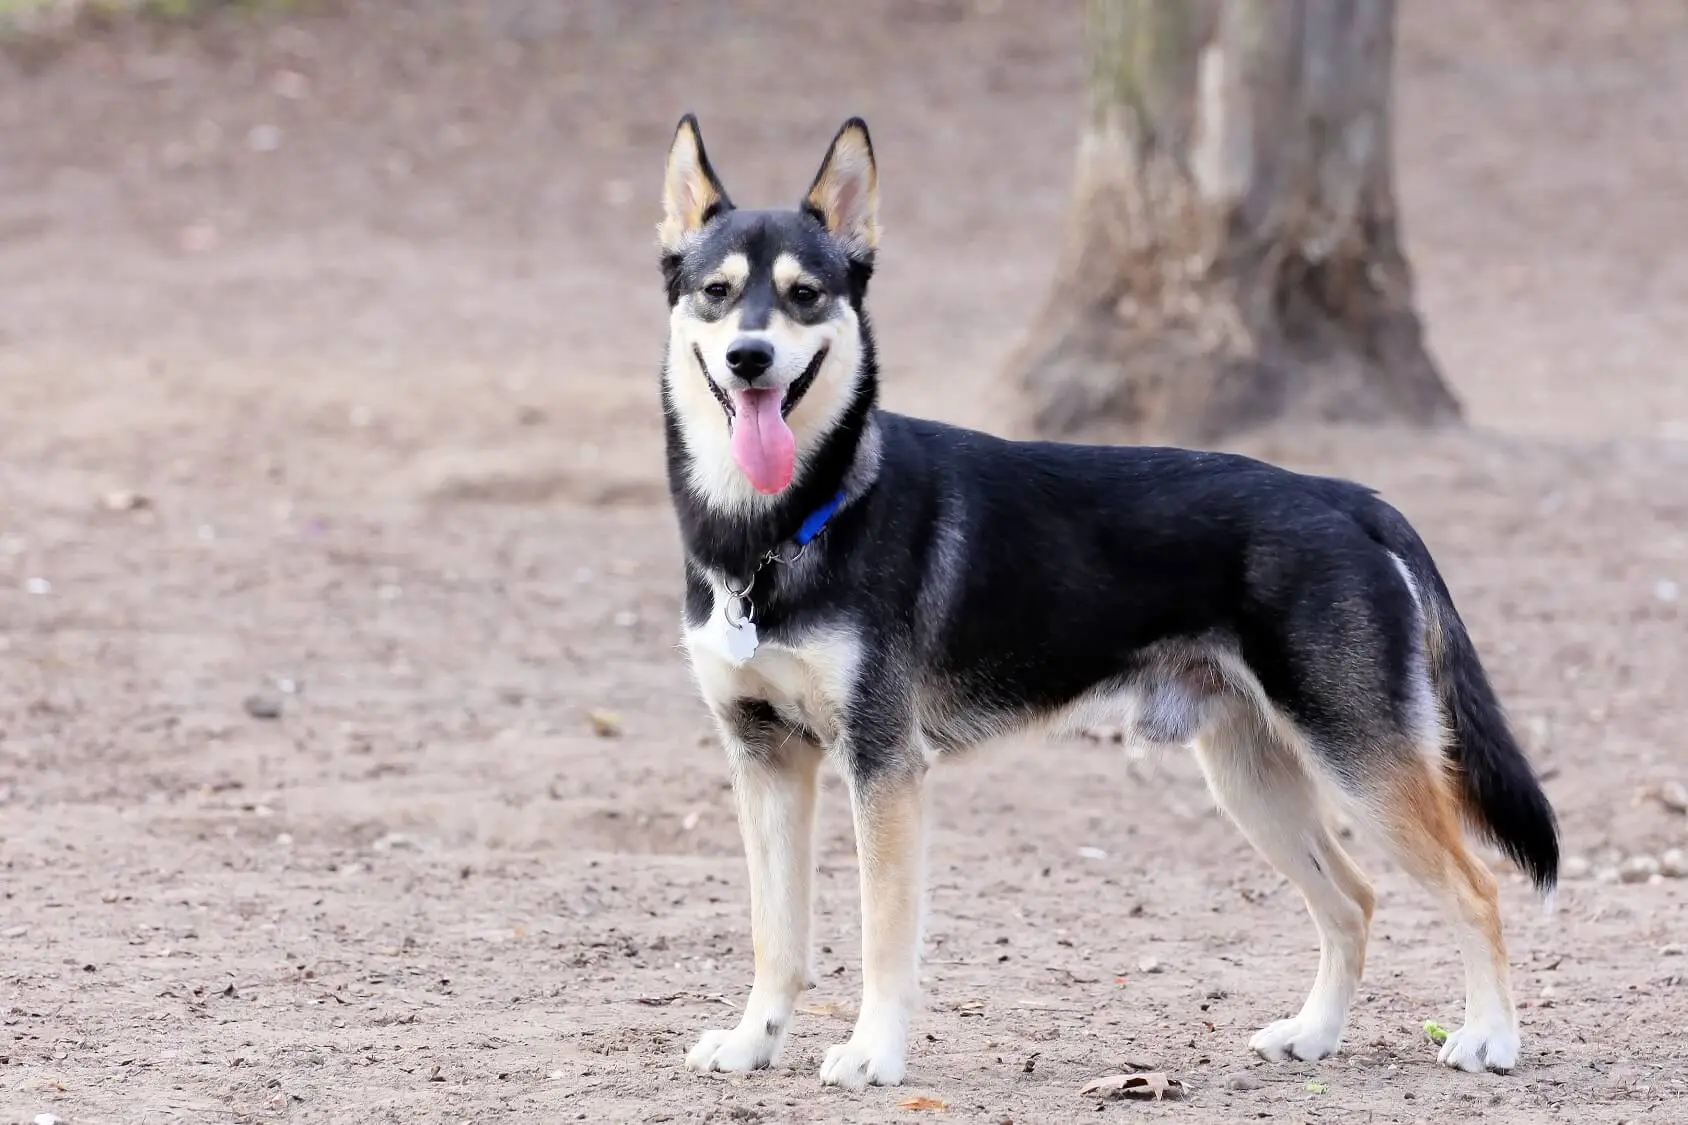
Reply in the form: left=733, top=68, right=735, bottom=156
left=1, top=3, right=1685, bottom=1122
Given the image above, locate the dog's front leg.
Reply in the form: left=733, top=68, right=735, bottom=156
left=686, top=706, right=823, bottom=1076
left=819, top=759, right=928, bottom=1090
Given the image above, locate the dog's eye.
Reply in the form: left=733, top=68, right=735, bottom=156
left=789, top=285, right=821, bottom=306
left=702, top=281, right=732, bottom=300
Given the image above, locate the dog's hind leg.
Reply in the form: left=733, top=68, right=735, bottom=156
left=686, top=703, right=824, bottom=1075
left=1372, top=751, right=1519, bottom=1072
left=819, top=762, right=927, bottom=1089
left=1193, top=704, right=1376, bottom=1063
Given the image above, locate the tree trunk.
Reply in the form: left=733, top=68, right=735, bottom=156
left=1013, top=0, right=1460, bottom=443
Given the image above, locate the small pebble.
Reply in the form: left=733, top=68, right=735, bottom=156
left=1619, top=855, right=1661, bottom=884
left=1661, top=943, right=1684, bottom=957
left=1225, top=1072, right=1261, bottom=1092
left=244, top=693, right=284, bottom=720
left=1656, top=781, right=1688, bottom=814
left=1561, top=855, right=1592, bottom=880
left=23, top=577, right=51, bottom=595
left=102, top=489, right=150, bottom=511
left=1077, top=846, right=1108, bottom=860
left=1137, top=956, right=1164, bottom=974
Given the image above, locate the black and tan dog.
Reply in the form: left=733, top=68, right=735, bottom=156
left=656, top=115, right=1557, bottom=1089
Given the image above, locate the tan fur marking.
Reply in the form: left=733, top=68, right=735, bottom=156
left=709, top=253, right=750, bottom=289
left=820, top=769, right=926, bottom=1086
left=854, top=775, right=925, bottom=998
left=771, top=253, right=819, bottom=294
left=1384, top=760, right=1507, bottom=967
left=1326, top=835, right=1377, bottom=930
left=1379, top=754, right=1517, bottom=1067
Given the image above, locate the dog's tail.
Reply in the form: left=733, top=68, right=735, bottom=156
left=1359, top=499, right=1560, bottom=896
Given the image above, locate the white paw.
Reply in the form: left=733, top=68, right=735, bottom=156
left=818, top=1033, right=906, bottom=1089
left=686, top=1024, right=780, bottom=1074
left=1437, top=1022, right=1519, bottom=1073
left=1249, top=1015, right=1343, bottom=1063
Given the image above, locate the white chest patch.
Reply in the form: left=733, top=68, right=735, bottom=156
left=685, top=615, right=863, bottom=748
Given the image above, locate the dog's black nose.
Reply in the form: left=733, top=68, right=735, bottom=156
left=725, top=338, right=775, bottom=382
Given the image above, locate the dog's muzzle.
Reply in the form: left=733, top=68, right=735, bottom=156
left=692, top=345, right=830, bottom=427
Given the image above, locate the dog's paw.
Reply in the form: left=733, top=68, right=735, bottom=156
left=1437, top=1022, right=1519, bottom=1073
left=1249, top=1016, right=1343, bottom=1063
left=686, top=1025, right=779, bottom=1074
left=820, top=1013, right=911, bottom=1087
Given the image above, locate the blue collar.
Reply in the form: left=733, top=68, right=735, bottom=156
left=793, top=489, right=848, bottom=547
left=723, top=488, right=850, bottom=619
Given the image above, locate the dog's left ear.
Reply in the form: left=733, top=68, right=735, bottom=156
left=803, top=118, right=879, bottom=258
left=659, top=114, right=733, bottom=255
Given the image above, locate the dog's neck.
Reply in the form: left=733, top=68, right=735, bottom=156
left=664, top=364, right=881, bottom=584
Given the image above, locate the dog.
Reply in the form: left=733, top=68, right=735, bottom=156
left=656, top=115, right=1558, bottom=1090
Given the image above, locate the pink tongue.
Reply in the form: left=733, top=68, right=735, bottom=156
left=730, top=388, right=796, bottom=494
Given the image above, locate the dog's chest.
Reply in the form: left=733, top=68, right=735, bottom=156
left=686, top=613, right=860, bottom=745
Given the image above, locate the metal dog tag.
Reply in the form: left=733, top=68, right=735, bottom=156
left=724, top=619, right=759, bottom=665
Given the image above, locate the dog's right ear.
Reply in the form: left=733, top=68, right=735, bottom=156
left=658, top=114, right=733, bottom=256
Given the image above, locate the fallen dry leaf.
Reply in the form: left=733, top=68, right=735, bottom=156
left=796, top=1000, right=846, bottom=1017
left=588, top=710, right=623, bottom=737
left=898, top=1095, right=949, bottom=1111
left=101, top=490, right=151, bottom=512
left=1079, top=1072, right=1184, bottom=1101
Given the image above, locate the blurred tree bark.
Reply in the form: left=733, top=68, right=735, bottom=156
left=1013, top=0, right=1460, bottom=443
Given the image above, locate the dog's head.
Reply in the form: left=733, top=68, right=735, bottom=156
left=658, top=115, right=878, bottom=509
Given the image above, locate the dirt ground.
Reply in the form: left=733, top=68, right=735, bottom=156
left=1, top=2, right=1686, bottom=1122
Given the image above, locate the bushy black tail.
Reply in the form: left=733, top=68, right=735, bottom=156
left=1377, top=515, right=1560, bottom=893
left=1427, top=584, right=1560, bottom=892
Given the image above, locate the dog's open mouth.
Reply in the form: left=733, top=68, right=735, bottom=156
left=693, top=345, right=828, bottom=496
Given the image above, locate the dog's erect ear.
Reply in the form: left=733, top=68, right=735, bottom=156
left=803, top=118, right=878, bottom=257
left=659, top=114, right=732, bottom=254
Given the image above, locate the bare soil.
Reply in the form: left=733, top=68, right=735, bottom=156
left=1, top=3, right=1685, bottom=1122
